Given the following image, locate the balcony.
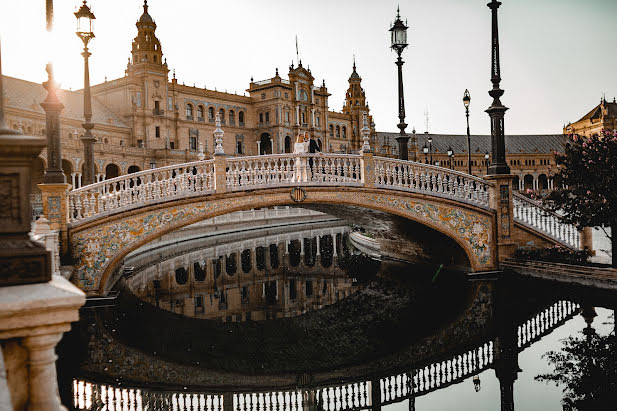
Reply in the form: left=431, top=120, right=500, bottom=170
left=209, top=118, right=215, bottom=123
left=258, top=121, right=270, bottom=128
left=152, top=108, right=165, bottom=116
left=197, top=117, right=205, bottom=122
left=186, top=115, right=193, bottom=121
left=239, top=122, right=245, bottom=127
left=229, top=120, right=236, bottom=127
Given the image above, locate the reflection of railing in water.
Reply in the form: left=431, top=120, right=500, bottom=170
left=517, top=300, right=579, bottom=349
left=72, top=299, right=580, bottom=410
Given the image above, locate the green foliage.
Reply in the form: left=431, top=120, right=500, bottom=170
left=536, top=330, right=617, bottom=410
left=544, top=131, right=617, bottom=229
left=514, top=245, right=590, bottom=266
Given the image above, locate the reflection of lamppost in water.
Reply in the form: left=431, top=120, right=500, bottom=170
left=473, top=375, right=481, bottom=392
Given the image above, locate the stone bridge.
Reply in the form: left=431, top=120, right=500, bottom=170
left=38, top=152, right=581, bottom=295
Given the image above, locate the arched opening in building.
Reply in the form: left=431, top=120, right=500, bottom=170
left=105, top=163, right=121, bottom=180
left=288, top=240, right=301, bottom=267
left=512, top=175, right=520, bottom=191
left=284, top=135, right=292, bottom=153
left=61, top=159, right=73, bottom=181
left=523, top=174, right=534, bottom=191
left=260, top=133, right=272, bottom=155
left=256, top=246, right=266, bottom=271
left=226, top=253, right=237, bottom=276
left=269, top=244, right=279, bottom=269
left=241, top=250, right=252, bottom=273
left=175, top=267, right=188, bottom=285
left=194, top=262, right=205, bottom=281
left=30, top=157, right=45, bottom=196
left=538, top=174, right=548, bottom=190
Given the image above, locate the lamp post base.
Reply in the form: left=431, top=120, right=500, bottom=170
left=396, top=136, right=409, bottom=161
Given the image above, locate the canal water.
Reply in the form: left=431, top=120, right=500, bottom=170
left=57, top=212, right=616, bottom=410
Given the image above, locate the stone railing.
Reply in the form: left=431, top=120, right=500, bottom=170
left=30, top=217, right=60, bottom=276
left=513, top=192, right=580, bottom=248
left=68, top=160, right=215, bottom=223
left=373, top=157, right=492, bottom=208
left=226, top=153, right=363, bottom=191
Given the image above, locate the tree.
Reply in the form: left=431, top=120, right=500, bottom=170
left=544, top=131, right=617, bottom=267
left=535, top=329, right=617, bottom=410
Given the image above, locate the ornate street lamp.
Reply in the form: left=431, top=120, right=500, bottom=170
left=486, top=0, right=510, bottom=175
left=427, top=136, right=433, bottom=164
left=447, top=146, right=454, bottom=170
left=463, top=89, right=472, bottom=175
left=484, top=151, right=490, bottom=174
left=422, top=144, right=429, bottom=164
left=75, top=1, right=96, bottom=186
left=390, top=7, right=410, bottom=160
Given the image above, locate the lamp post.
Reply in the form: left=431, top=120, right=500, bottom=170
left=485, top=151, right=490, bottom=174
left=486, top=0, right=510, bottom=175
left=427, top=136, right=433, bottom=164
left=390, top=7, right=410, bottom=160
left=463, top=89, right=472, bottom=175
left=422, top=144, right=429, bottom=164
left=75, top=1, right=96, bottom=186
left=447, top=146, right=454, bottom=170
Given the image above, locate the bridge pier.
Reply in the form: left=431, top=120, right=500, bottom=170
left=485, top=174, right=517, bottom=264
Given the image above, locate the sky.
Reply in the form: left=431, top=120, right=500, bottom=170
left=1, top=0, right=616, bottom=135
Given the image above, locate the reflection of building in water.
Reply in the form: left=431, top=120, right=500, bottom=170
left=126, top=225, right=354, bottom=322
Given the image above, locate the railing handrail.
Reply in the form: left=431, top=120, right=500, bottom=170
left=374, top=156, right=495, bottom=187
left=70, top=159, right=215, bottom=195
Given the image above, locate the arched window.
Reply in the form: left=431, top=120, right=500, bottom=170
left=299, top=89, right=308, bottom=101
left=316, top=115, right=320, bottom=127
left=197, top=105, right=204, bottom=120
left=238, top=111, right=245, bottom=125
left=301, top=112, right=305, bottom=124
left=329, top=124, right=334, bottom=136
left=236, top=140, right=243, bottom=154
left=208, top=107, right=215, bottom=121
left=342, top=126, right=347, bottom=139
left=219, top=108, right=225, bottom=123
left=229, top=109, right=235, bottom=125
left=185, top=104, right=193, bottom=120
left=284, top=135, right=291, bottom=153
left=336, top=125, right=340, bottom=138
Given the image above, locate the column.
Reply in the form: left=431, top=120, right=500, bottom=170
left=370, top=378, right=381, bottom=411
left=77, top=173, right=82, bottom=188
left=300, top=236, right=305, bottom=256
left=23, top=333, right=65, bottom=411
left=71, top=173, right=76, bottom=189
left=332, top=234, right=338, bottom=257
left=296, top=106, right=300, bottom=126
left=257, top=141, right=261, bottom=155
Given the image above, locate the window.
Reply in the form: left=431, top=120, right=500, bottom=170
left=186, top=104, right=193, bottom=120
left=197, top=106, right=204, bottom=120
left=189, top=136, right=197, bottom=151
left=265, top=112, right=269, bottom=123
left=136, top=92, right=142, bottom=107
left=153, top=55, right=157, bottom=63
left=259, top=113, right=264, bottom=123
left=342, top=126, right=346, bottom=139
left=238, top=111, right=245, bottom=125
left=155, top=126, right=160, bottom=138
left=336, top=125, right=340, bottom=138
left=284, top=92, right=289, bottom=99
left=261, top=93, right=266, bottom=100
left=316, top=115, right=320, bottom=127
left=208, top=107, right=215, bottom=121
left=301, top=112, right=305, bottom=124
left=236, top=140, right=243, bottom=154
left=168, top=97, right=173, bottom=111
left=154, top=100, right=160, bottom=110
left=285, top=112, right=290, bottom=123
left=219, top=108, right=225, bottom=123
left=170, top=141, right=175, bottom=149
left=299, top=89, right=308, bottom=101
left=137, top=139, right=143, bottom=148
left=229, top=110, right=235, bottom=125
left=329, top=124, right=334, bottom=136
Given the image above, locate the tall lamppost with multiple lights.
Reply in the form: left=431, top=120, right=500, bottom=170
left=422, top=144, right=428, bottom=164
left=447, top=146, right=454, bottom=170
left=428, top=135, right=433, bottom=164
left=75, top=1, right=96, bottom=186
left=390, top=7, right=410, bottom=160
left=463, top=89, right=472, bottom=174
left=486, top=0, right=510, bottom=175
left=484, top=151, right=490, bottom=174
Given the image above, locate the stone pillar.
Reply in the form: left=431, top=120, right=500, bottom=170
left=300, top=237, right=305, bottom=256
left=70, top=173, right=76, bottom=189
left=213, top=154, right=227, bottom=194
left=23, top=333, right=64, bottom=411
left=257, top=141, right=261, bottom=155
left=362, top=151, right=375, bottom=188
left=77, top=173, right=82, bottom=188
left=485, top=174, right=516, bottom=266
left=38, top=183, right=72, bottom=255
left=579, top=226, right=594, bottom=255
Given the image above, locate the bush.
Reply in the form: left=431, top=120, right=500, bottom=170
left=514, top=245, right=590, bottom=266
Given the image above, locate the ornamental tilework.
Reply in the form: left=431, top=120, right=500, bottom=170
left=70, top=189, right=494, bottom=293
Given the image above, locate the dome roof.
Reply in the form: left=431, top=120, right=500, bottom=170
left=138, top=1, right=154, bottom=24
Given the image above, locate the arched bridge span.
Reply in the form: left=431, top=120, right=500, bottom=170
left=38, top=153, right=580, bottom=295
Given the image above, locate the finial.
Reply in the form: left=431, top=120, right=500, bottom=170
left=361, top=112, right=371, bottom=152
left=322, top=79, right=325, bottom=87
left=396, top=4, right=400, bottom=18
left=353, top=54, right=356, bottom=70
left=251, top=76, right=254, bottom=82
left=197, top=143, right=205, bottom=161
left=214, top=113, right=224, bottom=155
left=275, top=67, right=279, bottom=77
left=172, top=69, right=176, bottom=79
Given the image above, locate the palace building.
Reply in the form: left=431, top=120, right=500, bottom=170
left=2, top=1, right=374, bottom=197
left=2, top=1, right=610, bottom=205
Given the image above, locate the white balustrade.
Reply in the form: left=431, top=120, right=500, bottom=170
left=373, top=157, right=491, bottom=208
left=68, top=160, right=215, bottom=223
left=512, top=192, right=580, bottom=248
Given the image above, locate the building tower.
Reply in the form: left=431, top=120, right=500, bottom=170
left=343, top=59, right=372, bottom=150
left=125, top=0, right=170, bottom=149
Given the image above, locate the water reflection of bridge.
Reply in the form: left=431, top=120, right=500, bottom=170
left=72, top=300, right=579, bottom=410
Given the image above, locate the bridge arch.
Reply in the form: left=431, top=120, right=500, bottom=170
left=69, top=186, right=494, bottom=295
